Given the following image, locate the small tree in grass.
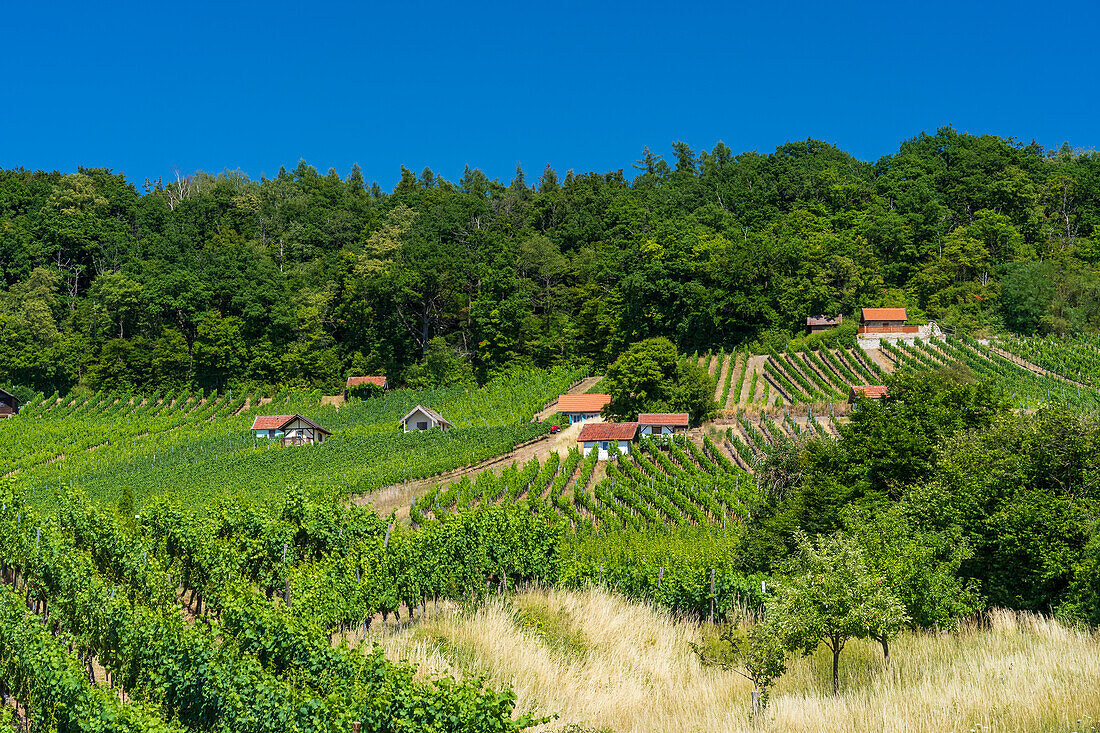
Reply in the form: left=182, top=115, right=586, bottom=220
left=769, top=532, right=908, bottom=696
left=692, top=620, right=786, bottom=717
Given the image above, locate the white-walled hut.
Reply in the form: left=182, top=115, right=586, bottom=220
left=557, top=394, right=611, bottom=424
left=637, top=413, right=689, bottom=436
left=401, top=405, right=452, bottom=433
left=577, top=422, right=638, bottom=460
left=251, top=415, right=332, bottom=446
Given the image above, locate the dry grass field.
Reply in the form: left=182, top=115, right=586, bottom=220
left=363, top=587, right=1100, bottom=733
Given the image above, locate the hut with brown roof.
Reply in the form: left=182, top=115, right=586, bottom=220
left=806, top=314, right=843, bottom=334
left=557, top=393, right=611, bottom=424
left=637, top=412, right=689, bottom=436
left=345, top=376, right=388, bottom=398
left=251, top=415, right=332, bottom=446
left=577, top=422, right=638, bottom=460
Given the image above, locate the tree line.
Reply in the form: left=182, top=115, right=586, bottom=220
left=1, top=127, right=1098, bottom=396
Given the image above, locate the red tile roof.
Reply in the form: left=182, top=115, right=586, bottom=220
left=861, top=308, right=908, bottom=322
left=637, top=413, right=689, bottom=427
left=849, top=385, right=888, bottom=400
left=252, top=415, right=295, bottom=430
left=806, top=314, right=843, bottom=326
left=557, top=394, right=611, bottom=413
left=577, top=422, right=638, bottom=442
left=346, top=376, right=387, bottom=388
left=251, top=414, right=331, bottom=433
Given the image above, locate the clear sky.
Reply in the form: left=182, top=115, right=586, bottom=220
left=4, top=0, right=1098, bottom=189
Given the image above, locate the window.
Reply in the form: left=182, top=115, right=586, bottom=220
left=600, top=441, right=609, bottom=450
left=417, top=421, right=429, bottom=430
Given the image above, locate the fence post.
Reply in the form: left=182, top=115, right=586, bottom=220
left=708, top=568, right=716, bottom=624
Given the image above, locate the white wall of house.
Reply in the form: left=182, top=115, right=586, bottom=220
left=403, top=407, right=445, bottom=433
left=281, top=418, right=326, bottom=444
left=566, top=412, right=600, bottom=425
left=581, top=440, right=631, bottom=460
left=639, top=424, right=681, bottom=436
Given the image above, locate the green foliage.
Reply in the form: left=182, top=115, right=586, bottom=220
left=693, top=621, right=787, bottom=712
left=404, top=336, right=475, bottom=389
left=5, top=129, right=1098, bottom=396
left=769, top=533, right=908, bottom=695
left=603, top=338, right=717, bottom=425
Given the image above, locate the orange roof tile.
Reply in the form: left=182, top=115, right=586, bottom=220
left=346, top=376, right=387, bottom=388
left=637, top=413, right=689, bottom=426
left=849, top=385, right=888, bottom=400
left=252, top=415, right=295, bottom=430
left=861, top=308, right=908, bottom=322
left=250, top=414, right=331, bottom=433
left=577, top=422, right=639, bottom=442
left=557, top=394, right=611, bottom=413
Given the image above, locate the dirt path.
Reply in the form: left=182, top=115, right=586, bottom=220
left=738, top=356, right=768, bottom=405
left=861, top=347, right=895, bottom=374
left=713, top=354, right=730, bottom=401
left=723, top=355, right=743, bottom=410
left=532, top=377, right=603, bottom=421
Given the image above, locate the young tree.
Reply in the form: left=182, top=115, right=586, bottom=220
left=692, top=620, right=786, bottom=717
left=769, top=533, right=908, bottom=695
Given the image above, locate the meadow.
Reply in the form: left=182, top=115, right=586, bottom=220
left=377, top=586, right=1100, bottom=733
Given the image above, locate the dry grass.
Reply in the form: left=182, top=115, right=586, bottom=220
left=366, top=587, right=1100, bottom=733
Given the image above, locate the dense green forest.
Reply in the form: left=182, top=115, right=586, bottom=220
left=2, top=127, right=1099, bottom=395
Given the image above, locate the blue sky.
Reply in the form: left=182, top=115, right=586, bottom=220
left=4, top=0, right=1098, bottom=189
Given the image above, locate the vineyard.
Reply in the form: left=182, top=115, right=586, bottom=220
left=876, top=335, right=1100, bottom=412
left=690, top=345, right=892, bottom=410
left=3, top=335, right=1100, bottom=731
left=0, top=365, right=583, bottom=510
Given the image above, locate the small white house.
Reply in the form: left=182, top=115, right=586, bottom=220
left=556, top=393, right=611, bottom=425
left=400, top=405, right=452, bottom=433
left=577, top=422, right=638, bottom=460
left=637, top=413, right=689, bottom=436
left=251, top=415, right=331, bottom=446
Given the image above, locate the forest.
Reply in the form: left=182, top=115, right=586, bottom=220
left=2, top=127, right=1099, bottom=398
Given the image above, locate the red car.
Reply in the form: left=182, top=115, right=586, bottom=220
left=549, top=425, right=561, bottom=434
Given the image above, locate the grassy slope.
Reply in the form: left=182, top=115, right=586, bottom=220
left=370, top=587, right=1100, bottom=733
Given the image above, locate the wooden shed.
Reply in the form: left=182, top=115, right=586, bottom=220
left=806, top=314, right=843, bottom=334
left=0, top=388, right=18, bottom=417
left=401, top=405, right=452, bottom=433
left=251, top=415, right=332, bottom=446
left=637, top=413, right=689, bottom=436
left=557, top=394, right=611, bottom=425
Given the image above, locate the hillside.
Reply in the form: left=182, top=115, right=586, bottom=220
left=2, top=336, right=1100, bottom=732
left=2, top=129, right=1099, bottom=400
